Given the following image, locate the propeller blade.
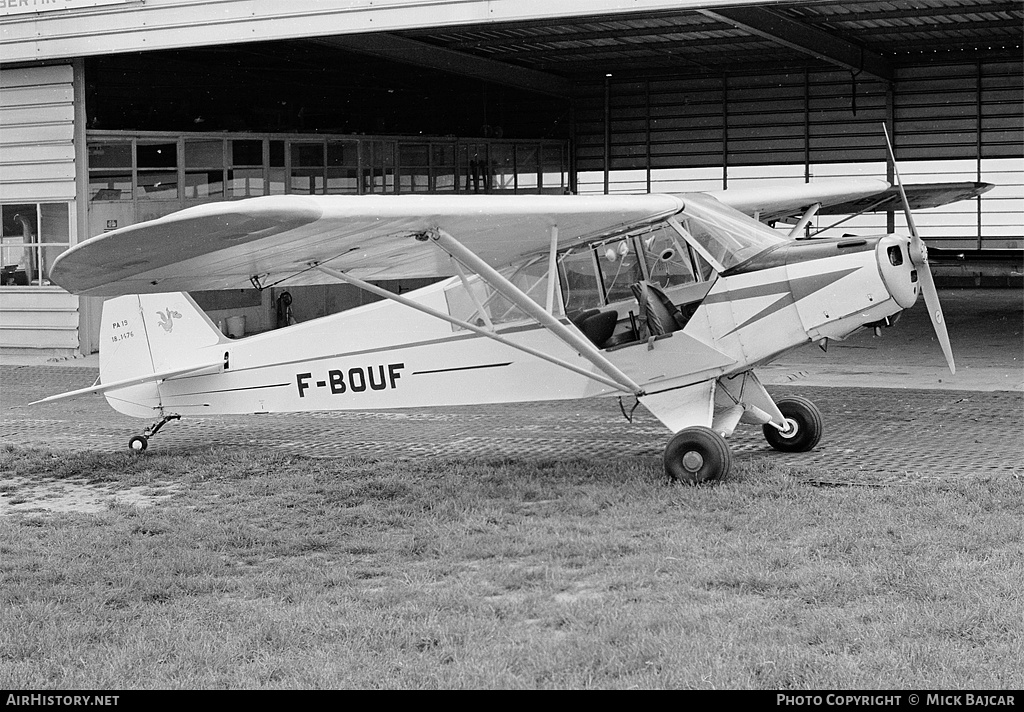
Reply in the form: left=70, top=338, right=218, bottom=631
left=882, top=124, right=956, bottom=374
left=917, top=262, right=956, bottom=375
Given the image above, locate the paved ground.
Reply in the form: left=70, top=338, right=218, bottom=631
left=2, top=288, right=1021, bottom=485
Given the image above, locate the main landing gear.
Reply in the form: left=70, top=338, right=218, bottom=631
left=664, top=426, right=733, bottom=484
left=127, top=414, right=181, bottom=452
left=762, top=396, right=823, bottom=453
left=662, top=395, right=823, bottom=484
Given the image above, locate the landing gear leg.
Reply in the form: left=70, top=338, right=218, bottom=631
left=663, top=426, right=732, bottom=484
left=128, top=414, right=181, bottom=452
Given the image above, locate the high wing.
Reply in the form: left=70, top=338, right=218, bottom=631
left=50, top=194, right=684, bottom=297
left=709, top=179, right=891, bottom=223
left=712, top=179, right=994, bottom=225
left=809, top=181, right=994, bottom=217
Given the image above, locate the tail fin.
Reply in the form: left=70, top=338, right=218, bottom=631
left=99, top=292, right=225, bottom=417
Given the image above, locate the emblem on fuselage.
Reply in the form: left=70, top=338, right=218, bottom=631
left=156, top=308, right=182, bottom=333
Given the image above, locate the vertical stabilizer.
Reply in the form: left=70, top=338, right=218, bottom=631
left=99, top=292, right=225, bottom=417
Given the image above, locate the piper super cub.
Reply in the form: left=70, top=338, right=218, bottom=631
left=36, top=151, right=987, bottom=482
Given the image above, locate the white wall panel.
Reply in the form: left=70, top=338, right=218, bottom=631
left=0, top=64, right=80, bottom=353
left=0, top=65, right=77, bottom=202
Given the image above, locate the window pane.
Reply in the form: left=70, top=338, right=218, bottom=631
left=460, top=144, right=488, bottom=192
left=137, top=171, right=178, bottom=199
left=228, top=168, right=264, bottom=197
left=516, top=145, right=539, bottom=191
left=268, top=167, right=286, bottom=195
left=542, top=144, right=564, bottom=193
left=399, top=143, right=430, bottom=192
left=326, top=167, right=358, bottom=194
left=137, top=143, right=177, bottom=169
left=184, top=140, right=224, bottom=168
left=269, top=141, right=285, bottom=168
left=89, top=172, right=132, bottom=201
left=399, top=143, right=429, bottom=167
left=232, top=140, right=263, bottom=167
left=184, top=170, right=225, bottom=199
left=558, top=249, right=602, bottom=315
left=327, top=141, right=358, bottom=167
left=432, top=168, right=456, bottom=192
left=291, top=142, right=324, bottom=167
left=88, top=142, right=132, bottom=169
left=39, top=244, right=69, bottom=286
left=39, top=203, right=70, bottom=243
left=432, top=144, right=455, bottom=167
left=490, top=144, right=514, bottom=191
left=1, top=205, right=34, bottom=278
left=597, top=238, right=643, bottom=304
left=0, top=203, right=70, bottom=286
left=640, top=225, right=696, bottom=289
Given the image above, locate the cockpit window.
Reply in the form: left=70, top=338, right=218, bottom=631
left=596, top=237, right=643, bottom=304
left=638, top=223, right=698, bottom=290
left=672, top=193, right=785, bottom=272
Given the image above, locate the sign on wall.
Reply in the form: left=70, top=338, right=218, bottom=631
left=0, top=0, right=136, bottom=17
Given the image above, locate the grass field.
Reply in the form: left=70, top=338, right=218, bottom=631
left=1, top=444, right=1021, bottom=690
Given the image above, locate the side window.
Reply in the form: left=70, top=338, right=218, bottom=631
left=444, top=256, right=557, bottom=329
left=596, top=237, right=643, bottom=304
left=558, top=248, right=602, bottom=315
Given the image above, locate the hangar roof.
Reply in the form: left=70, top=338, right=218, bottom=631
left=339, top=0, right=1022, bottom=91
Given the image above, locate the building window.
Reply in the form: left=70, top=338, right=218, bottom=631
left=86, top=134, right=570, bottom=212
left=136, top=142, right=178, bottom=200
left=88, top=141, right=132, bottom=201
left=184, top=139, right=225, bottom=200
left=327, top=141, right=359, bottom=194
left=0, top=203, right=72, bottom=287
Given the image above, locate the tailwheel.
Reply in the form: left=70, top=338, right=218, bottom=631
left=125, top=414, right=180, bottom=452
left=664, top=426, right=732, bottom=484
left=763, top=396, right=823, bottom=453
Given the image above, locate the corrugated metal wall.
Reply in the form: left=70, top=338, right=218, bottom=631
left=0, top=64, right=80, bottom=352
left=0, top=65, right=77, bottom=202
left=577, top=61, right=1022, bottom=170
left=575, top=61, right=1022, bottom=250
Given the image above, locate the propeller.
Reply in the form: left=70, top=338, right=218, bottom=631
left=882, top=124, right=956, bottom=375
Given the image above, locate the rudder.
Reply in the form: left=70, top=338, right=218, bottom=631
left=99, top=292, right=225, bottom=417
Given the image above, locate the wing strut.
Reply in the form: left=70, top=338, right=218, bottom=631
left=425, top=228, right=644, bottom=396
left=310, top=263, right=637, bottom=395
left=788, top=203, right=821, bottom=238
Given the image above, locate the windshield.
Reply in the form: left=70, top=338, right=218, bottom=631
left=672, top=192, right=786, bottom=272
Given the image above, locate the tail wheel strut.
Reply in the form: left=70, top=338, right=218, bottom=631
left=128, top=414, right=181, bottom=452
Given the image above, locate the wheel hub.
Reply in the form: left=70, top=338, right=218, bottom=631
left=682, top=450, right=704, bottom=472
left=778, top=418, right=799, bottom=438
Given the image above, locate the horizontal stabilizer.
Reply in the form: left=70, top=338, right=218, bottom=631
left=30, top=360, right=223, bottom=406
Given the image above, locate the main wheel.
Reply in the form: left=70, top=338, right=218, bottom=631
left=763, top=396, right=823, bottom=452
left=664, top=426, right=732, bottom=484
left=128, top=435, right=148, bottom=452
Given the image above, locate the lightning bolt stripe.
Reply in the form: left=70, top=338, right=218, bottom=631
left=703, top=266, right=861, bottom=336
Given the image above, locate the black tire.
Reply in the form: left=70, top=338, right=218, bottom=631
left=128, top=435, right=148, bottom=452
left=664, top=426, right=732, bottom=484
left=763, top=396, right=823, bottom=452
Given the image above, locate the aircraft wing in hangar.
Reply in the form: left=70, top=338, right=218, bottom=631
left=49, top=194, right=687, bottom=297
left=711, top=179, right=994, bottom=225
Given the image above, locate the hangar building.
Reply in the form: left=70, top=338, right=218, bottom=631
left=0, top=0, right=1020, bottom=355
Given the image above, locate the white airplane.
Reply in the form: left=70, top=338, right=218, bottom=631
left=35, top=147, right=990, bottom=482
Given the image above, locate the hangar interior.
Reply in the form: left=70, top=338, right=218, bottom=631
left=0, top=0, right=1021, bottom=354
